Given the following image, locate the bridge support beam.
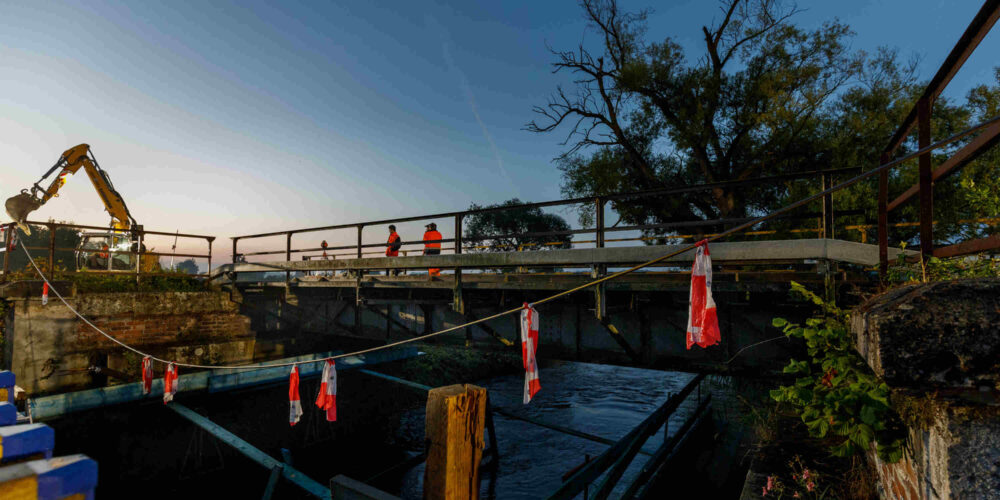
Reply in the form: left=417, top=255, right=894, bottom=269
left=598, top=318, right=641, bottom=364
left=365, top=304, right=420, bottom=338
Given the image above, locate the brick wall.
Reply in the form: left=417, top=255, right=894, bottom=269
left=73, top=312, right=250, bottom=350
left=5, top=291, right=256, bottom=394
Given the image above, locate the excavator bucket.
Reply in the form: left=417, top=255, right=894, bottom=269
left=5, top=192, right=42, bottom=235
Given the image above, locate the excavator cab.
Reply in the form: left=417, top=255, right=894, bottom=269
left=76, top=231, right=159, bottom=272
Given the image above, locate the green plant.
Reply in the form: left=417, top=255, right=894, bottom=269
left=770, top=282, right=906, bottom=462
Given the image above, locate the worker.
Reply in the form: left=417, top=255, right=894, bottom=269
left=385, top=225, right=402, bottom=276
left=423, top=222, right=442, bottom=277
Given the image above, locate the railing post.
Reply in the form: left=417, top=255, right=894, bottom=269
left=594, top=197, right=606, bottom=321
left=2, top=223, right=10, bottom=282
left=206, top=237, right=214, bottom=289
left=595, top=197, right=605, bottom=249
left=356, top=225, right=364, bottom=279
left=918, top=97, right=934, bottom=257
left=878, top=153, right=889, bottom=281
left=357, top=225, right=363, bottom=259
left=822, top=173, right=834, bottom=239
left=453, top=215, right=464, bottom=315
left=47, top=223, right=56, bottom=276
left=231, top=237, right=239, bottom=284
left=135, top=227, right=143, bottom=287
left=285, top=232, right=292, bottom=284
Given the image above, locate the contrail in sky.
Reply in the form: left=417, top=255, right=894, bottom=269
left=431, top=16, right=520, bottom=196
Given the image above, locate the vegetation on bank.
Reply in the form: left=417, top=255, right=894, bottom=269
left=5, top=257, right=206, bottom=293
left=770, top=282, right=906, bottom=463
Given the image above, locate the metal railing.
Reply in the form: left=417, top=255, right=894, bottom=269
left=876, top=0, right=1000, bottom=277
left=1, top=220, right=215, bottom=283
left=231, top=167, right=862, bottom=280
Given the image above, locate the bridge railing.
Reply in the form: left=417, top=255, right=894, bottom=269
left=0, top=220, right=216, bottom=282
left=876, top=1, right=1000, bottom=277
left=230, top=166, right=864, bottom=279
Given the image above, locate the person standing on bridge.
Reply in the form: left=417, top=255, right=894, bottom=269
left=385, top=225, right=403, bottom=276
left=423, top=222, right=442, bottom=277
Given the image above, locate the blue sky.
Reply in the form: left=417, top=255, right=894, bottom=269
left=1, top=0, right=997, bottom=260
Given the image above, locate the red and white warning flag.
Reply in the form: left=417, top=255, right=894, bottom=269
left=289, top=365, right=303, bottom=426
left=163, top=362, right=178, bottom=404
left=314, top=359, right=337, bottom=421
left=686, top=240, right=720, bottom=349
left=520, top=302, right=541, bottom=404
left=41, top=282, right=49, bottom=305
left=141, top=356, right=153, bottom=395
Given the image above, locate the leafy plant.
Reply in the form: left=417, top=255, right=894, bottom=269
left=770, top=282, right=906, bottom=462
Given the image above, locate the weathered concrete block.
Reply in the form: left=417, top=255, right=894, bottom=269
left=870, top=394, right=1000, bottom=500
left=853, top=279, right=1000, bottom=390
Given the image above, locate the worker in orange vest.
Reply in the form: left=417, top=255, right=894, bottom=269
left=423, top=222, right=442, bottom=277
left=386, top=225, right=402, bottom=276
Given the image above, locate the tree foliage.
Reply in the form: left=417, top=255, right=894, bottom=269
left=173, top=258, right=199, bottom=274
left=463, top=199, right=572, bottom=252
left=531, top=0, right=1000, bottom=245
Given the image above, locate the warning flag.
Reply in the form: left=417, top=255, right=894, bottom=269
left=686, top=240, right=720, bottom=349
left=315, top=359, right=337, bottom=422
left=142, top=356, right=153, bottom=395
left=521, top=302, right=541, bottom=404
left=163, top=363, right=178, bottom=404
left=289, top=366, right=303, bottom=426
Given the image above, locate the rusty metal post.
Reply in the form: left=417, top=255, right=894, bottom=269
left=285, top=232, right=292, bottom=284
left=918, top=97, right=934, bottom=257
left=47, top=223, right=56, bottom=276
left=231, top=237, right=239, bottom=284
left=822, top=173, right=834, bottom=239
left=206, top=237, right=214, bottom=289
left=135, top=228, right=144, bottom=287
left=357, top=225, right=363, bottom=259
left=595, top=197, right=605, bottom=249
left=453, top=215, right=464, bottom=314
left=2, top=223, right=11, bottom=282
left=878, top=153, right=889, bottom=281
left=594, top=198, right=606, bottom=321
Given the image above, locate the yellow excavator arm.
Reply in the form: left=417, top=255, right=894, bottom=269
left=5, top=144, right=137, bottom=233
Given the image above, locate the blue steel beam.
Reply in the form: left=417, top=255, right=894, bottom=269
left=168, top=403, right=329, bottom=499
left=29, top=347, right=421, bottom=421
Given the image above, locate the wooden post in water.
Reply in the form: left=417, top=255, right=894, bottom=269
left=423, top=384, right=487, bottom=500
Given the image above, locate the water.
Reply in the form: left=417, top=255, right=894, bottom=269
left=384, top=361, right=723, bottom=499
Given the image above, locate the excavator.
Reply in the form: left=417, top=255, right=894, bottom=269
left=4, top=144, right=159, bottom=272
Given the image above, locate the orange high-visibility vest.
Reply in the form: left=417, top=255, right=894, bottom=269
left=386, top=232, right=401, bottom=257
left=423, top=230, right=442, bottom=249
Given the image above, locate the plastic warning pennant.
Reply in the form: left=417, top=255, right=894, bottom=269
left=41, top=282, right=49, bottom=305
left=520, top=302, right=541, bottom=404
left=289, top=365, right=303, bottom=426
left=141, top=356, right=153, bottom=395
left=686, top=240, right=721, bottom=349
left=163, top=362, right=178, bottom=404
left=315, top=359, right=337, bottom=422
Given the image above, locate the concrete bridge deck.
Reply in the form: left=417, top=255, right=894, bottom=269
left=218, top=239, right=914, bottom=276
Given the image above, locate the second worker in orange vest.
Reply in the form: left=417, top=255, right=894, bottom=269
left=386, top=225, right=402, bottom=276
left=423, top=222, right=442, bottom=277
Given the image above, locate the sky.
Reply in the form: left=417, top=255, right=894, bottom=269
left=1, top=0, right=998, bottom=263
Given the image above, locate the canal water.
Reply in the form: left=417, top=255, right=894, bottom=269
left=46, top=356, right=759, bottom=499
left=378, top=360, right=754, bottom=499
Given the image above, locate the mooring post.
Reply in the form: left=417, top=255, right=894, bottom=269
left=424, top=384, right=487, bottom=500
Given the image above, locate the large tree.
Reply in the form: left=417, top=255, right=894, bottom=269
left=531, top=0, right=1000, bottom=246
left=529, top=0, right=860, bottom=231
left=464, top=199, right=572, bottom=253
